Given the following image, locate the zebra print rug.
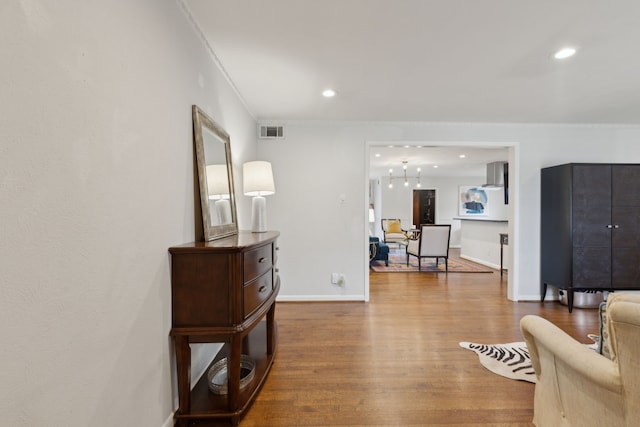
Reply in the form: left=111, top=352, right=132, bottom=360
left=459, top=341, right=536, bottom=383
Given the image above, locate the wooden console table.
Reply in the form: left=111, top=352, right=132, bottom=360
left=169, top=231, right=280, bottom=426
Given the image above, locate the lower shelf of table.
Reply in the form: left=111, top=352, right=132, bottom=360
left=174, top=320, right=277, bottom=425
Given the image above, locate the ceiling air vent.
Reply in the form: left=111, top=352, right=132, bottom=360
left=258, top=125, right=284, bottom=139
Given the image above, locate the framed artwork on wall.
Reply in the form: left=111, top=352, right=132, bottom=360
left=458, top=186, right=508, bottom=220
left=459, top=186, right=488, bottom=216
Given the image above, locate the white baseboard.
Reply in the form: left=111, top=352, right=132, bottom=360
left=516, top=294, right=557, bottom=302
left=277, top=294, right=366, bottom=302
left=459, top=254, right=500, bottom=270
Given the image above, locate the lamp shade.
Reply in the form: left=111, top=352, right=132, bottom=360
left=369, top=208, right=375, bottom=223
left=206, top=164, right=230, bottom=199
left=243, top=161, right=275, bottom=196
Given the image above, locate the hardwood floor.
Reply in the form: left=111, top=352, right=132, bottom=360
left=199, top=262, right=600, bottom=426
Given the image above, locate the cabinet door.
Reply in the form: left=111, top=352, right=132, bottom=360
left=541, top=165, right=573, bottom=289
left=612, top=165, right=640, bottom=288
left=413, top=189, right=436, bottom=226
left=572, top=165, right=612, bottom=288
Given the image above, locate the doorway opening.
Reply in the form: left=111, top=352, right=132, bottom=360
left=365, top=143, right=518, bottom=302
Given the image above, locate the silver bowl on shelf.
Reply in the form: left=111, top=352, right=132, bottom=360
left=207, top=354, right=256, bottom=395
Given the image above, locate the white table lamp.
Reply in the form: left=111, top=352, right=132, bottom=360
left=243, top=161, right=275, bottom=233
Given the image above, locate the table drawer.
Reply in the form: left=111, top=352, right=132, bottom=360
left=243, top=244, right=273, bottom=283
left=243, top=271, right=273, bottom=317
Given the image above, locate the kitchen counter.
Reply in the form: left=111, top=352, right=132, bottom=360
left=455, top=218, right=508, bottom=270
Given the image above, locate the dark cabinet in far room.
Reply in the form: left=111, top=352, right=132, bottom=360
left=541, top=163, right=640, bottom=312
left=413, top=189, right=436, bottom=226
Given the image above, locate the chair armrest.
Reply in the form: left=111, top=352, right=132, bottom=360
left=520, top=315, right=622, bottom=394
left=406, top=238, right=419, bottom=254
left=406, top=229, right=420, bottom=240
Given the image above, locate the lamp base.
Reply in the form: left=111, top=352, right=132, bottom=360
left=251, top=196, right=267, bottom=233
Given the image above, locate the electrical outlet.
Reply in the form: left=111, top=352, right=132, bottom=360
left=331, top=273, right=339, bottom=284
left=337, top=274, right=346, bottom=286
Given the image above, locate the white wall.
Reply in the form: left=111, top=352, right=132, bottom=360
left=0, top=1, right=256, bottom=426
left=259, top=122, right=640, bottom=303
left=259, top=126, right=367, bottom=300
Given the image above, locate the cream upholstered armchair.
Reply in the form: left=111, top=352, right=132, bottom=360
left=406, top=224, right=451, bottom=271
left=381, top=219, right=408, bottom=247
left=520, top=293, right=640, bottom=427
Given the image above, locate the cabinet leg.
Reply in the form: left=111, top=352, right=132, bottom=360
left=174, top=336, right=191, bottom=415
left=266, top=303, right=276, bottom=355
left=227, top=334, right=242, bottom=412
left=567, top=290, right=574, bottom=313
left=540, top=283, right=547, bottom=302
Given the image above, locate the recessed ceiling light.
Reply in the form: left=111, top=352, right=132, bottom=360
left=433, top=165, right=439, bottom=168
left=403, top=145, right=410, bottom=148
left=375, top=153, right=381, bottom=157
left=554, top=47, right=577, bottom=60
left=459, top=154, right=466, bottom=159
left=322, top=89, right=336, bottom=97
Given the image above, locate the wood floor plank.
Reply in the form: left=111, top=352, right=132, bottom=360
left=192, top=259, right=600, bottom=426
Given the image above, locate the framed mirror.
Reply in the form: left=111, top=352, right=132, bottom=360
left=192, top=105, right=238, bottom=241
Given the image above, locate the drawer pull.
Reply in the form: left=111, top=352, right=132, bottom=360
left=258, top=285, right=268, bottom=293
left=259, top=257, right=266, bottom=263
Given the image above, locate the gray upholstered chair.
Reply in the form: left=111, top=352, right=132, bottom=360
left=406, top=224, right=451, bottom=271
left=520, top=293, right=640, bottom=427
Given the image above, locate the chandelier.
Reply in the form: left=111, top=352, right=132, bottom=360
left=388, top=161, right=421, bottom=189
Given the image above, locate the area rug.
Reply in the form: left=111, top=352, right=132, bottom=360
left=370, top=250, right=493, bottom=273
left=460, top=338, right=599, bottom=383
left=459, top=341, right=536, bottom=383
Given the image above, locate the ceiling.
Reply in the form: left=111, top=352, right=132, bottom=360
left=369, top=145, right=508, bottom=179
left=185, top=0, right=640, bottom=124
left=184, top=0, right=638, bottom=177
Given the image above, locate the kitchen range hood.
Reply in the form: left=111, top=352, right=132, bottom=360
left=483, top=161, right=507, bottom=187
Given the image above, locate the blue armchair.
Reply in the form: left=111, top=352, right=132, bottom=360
left=369, top=237, right=389, bottom=266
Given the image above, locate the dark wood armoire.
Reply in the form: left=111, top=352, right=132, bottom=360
left=541, top=163, right=640, bottom=311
